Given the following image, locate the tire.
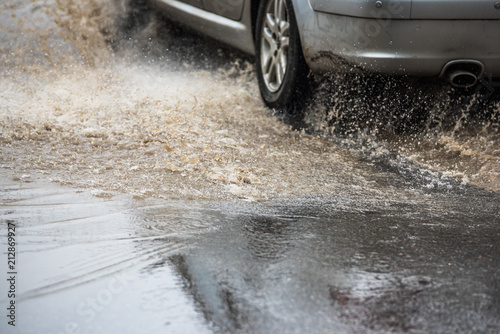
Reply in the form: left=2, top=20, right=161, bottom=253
left=255, top=0, right=312, bottom=112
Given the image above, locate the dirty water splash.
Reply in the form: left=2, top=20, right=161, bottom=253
left=0, top=0, right=119, bottom=73
left=0, top=0, right=284, bottom=200
left=302, top=73, right=500, bottom=193
left=1, top=0, right=499, bottom=201
left=0, top=0, right=390, bottom=202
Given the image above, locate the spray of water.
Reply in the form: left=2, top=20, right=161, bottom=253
left=301, top=71, right=500, bottom=193
left=1, top=0, right=499, bottom=200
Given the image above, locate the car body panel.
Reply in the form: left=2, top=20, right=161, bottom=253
left=204, top=0, right=245, bottom=20
left=411, top=0, right=500, bottom=20
left=179, top=0, right=204, bottom=9
left=309, top=0, right=412, bottom=19
left=150, top=0, right=255, bottom=54
left=309, top=0, right=500, bottom=20
left=149, top=0, right=500, bottom=78
left=292, top=1, right=500, bottom=76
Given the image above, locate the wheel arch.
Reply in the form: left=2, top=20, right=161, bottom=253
left=250, top=0, right=263, bottom=42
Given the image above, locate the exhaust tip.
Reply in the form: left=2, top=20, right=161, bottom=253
left=449, top=70, right=478, bottom=88
left=439, top=60, right=484, bottom=88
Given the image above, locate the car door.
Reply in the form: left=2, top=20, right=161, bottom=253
left=203, top=0, right=245, bottom=20
left=179, top=0, right=204, bottom=9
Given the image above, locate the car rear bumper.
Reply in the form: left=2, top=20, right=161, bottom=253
left=295, top=6, right=500, bottom=78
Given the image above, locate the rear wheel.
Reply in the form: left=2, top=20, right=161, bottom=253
left=255, top=0, right=311, bottom=111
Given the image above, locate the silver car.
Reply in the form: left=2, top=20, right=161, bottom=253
left=148, top=0, right=500, bottom=109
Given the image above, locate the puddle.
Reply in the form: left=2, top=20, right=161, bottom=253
left=2, top=170, right=499, bottom=333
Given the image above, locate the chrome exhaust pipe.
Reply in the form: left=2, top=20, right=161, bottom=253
left=439, top=60, right=484, bottom=88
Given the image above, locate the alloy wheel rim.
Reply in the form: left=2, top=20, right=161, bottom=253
left=260, top=0, right=290, bottom=93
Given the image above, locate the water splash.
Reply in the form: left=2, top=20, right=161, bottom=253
left=1, top=0, right=499, bottom=201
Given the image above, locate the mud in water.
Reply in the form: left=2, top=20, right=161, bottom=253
left=0, top=0, right=397, bottom=201
left=301, top=73, right=500, bottom=194
left=1, top=0, right=500, bottom=202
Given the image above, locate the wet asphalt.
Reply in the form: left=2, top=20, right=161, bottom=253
left=1, top=169, right=499, bottom=334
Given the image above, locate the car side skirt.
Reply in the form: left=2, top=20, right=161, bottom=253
left=149, top=0, right=255, bottom=54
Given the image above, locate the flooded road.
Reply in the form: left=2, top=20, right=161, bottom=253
left=1, top=0, right=500, bottom=333
left=1, top=170, right=500, bottom=333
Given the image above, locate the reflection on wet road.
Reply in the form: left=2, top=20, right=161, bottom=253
left=1, top=172, right=499, bottom=333
left=0, top=174, right=213, bottom=334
